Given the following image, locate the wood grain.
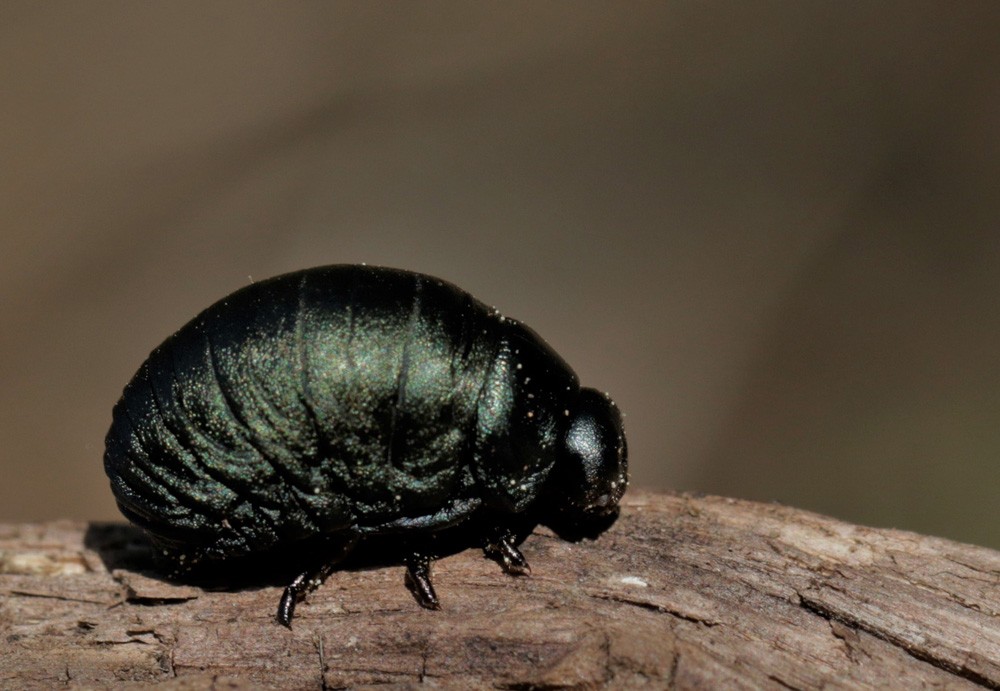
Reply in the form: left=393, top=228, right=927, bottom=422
left=2, top=491, right=999, bottom=689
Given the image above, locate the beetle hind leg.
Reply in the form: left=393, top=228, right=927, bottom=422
left=276, top=532, right=358, bottom=628
left=483, top=527, right=531, bottom=576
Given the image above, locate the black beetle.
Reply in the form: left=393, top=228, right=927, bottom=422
left=104, top=265, right=627, bottom=626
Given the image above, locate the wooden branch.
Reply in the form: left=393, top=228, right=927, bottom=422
left=2, top=491, right=999, bottom=689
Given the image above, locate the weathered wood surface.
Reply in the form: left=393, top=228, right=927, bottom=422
left=2, top=491, right=999, bottom=689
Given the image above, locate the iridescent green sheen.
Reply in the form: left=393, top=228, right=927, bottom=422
left=104, top=265, right=627, bottom=619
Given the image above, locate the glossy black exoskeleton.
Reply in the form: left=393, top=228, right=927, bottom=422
left=104, top=265, right=627, bottom=626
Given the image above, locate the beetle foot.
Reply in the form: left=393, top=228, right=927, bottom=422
left=404, top=552, right=440, bottom=610
left=483, top=528, right=531, bottom=576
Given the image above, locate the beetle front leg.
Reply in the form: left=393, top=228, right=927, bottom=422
left=483, top=526, right=531, bottom=576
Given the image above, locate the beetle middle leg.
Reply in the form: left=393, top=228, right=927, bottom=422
left=482, top=526, right=531, bottom=576
left=404, top=551, right=441, bottom=609
left=277, top=532, right=359, bottom=628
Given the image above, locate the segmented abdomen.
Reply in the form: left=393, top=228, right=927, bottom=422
left=104, top=266, right=499, bottom=559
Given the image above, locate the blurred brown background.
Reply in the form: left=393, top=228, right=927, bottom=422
left=3, top=2, right=999, bottom=548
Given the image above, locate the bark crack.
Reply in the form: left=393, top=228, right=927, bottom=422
left=587, top=590, right=721, bottom=627
left=8, top=589, right=110, bottom=605
left=799, top=593, right=998, bottom=689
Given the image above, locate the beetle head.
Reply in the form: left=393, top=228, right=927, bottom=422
left=551, top=387, right=628, bottom=527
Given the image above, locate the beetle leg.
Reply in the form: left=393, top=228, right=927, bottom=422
left=277, top=533, right=358, bottom=628
left=404, top=552, right=440, bottom=610
left=483, top=527, right=531, bottom=576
